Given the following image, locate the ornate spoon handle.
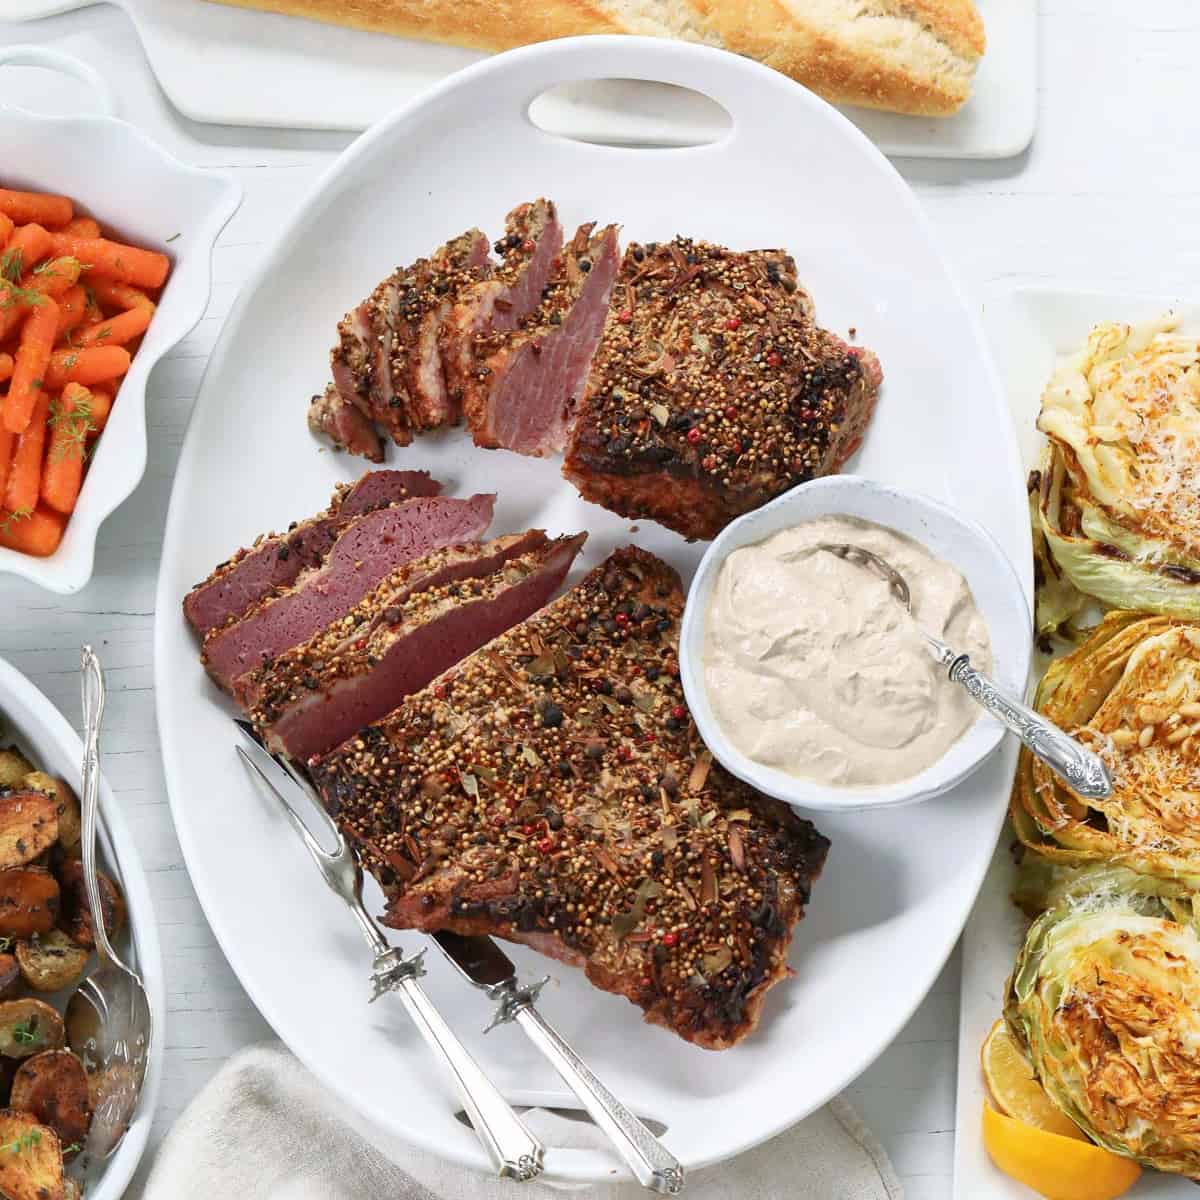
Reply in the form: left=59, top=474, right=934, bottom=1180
left=938, top=647, right=1112, bottom=799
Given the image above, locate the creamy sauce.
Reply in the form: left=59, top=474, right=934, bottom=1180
left=703, top=514, right=992, bottom=788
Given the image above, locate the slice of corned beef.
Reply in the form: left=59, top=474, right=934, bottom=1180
left=247, top=531, right=585, bottom=760
left=201, top=494, right=496, bottom=693
left=184, top=470, right=440, bottom=638
left=466, top=223, right=620, bottom=457
left=329, top=230, right=492, bottom=449
left=441, top=199, right=563, bottom=425
left=308, top=384, right=384, bottom=462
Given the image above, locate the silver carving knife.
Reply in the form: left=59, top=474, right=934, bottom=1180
left=433, top=929, right=685, bottom=1195
left=234, top=722, right=684, bottom=1194
left=234, top=726, right=543, bottom=1182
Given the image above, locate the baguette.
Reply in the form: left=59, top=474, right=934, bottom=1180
left=206, top=0, right=985, bottom=116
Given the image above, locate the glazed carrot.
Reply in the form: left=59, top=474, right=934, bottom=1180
left=0, top=215, right=13, bottom=248
left=61, top=217, right=100, bottom=239
left=0, top=427, right=12, bottom=500
left=88, top=278, right=154, bottom=315
left=0, top=505, right=65, bottom=557
left=5, top=298, right=59, bottom=434
left=81, top=286, right=103, bottom=325
left=46, top=233, right=169, bottom=289
left=74, top=306, right=151, bottom=349
left=0, top=257, right=82, bottom=341
left=0, top=354, right=12, bottom=383
left=43, top=345, right=129, bottom=391
left=85, top=387, right=113, bottom=434
left=53, top=286, right=87, bottom=343
left=4, top=390, right=49, bottom=513
left=0, top=189, right=72, bottom=229
left=41, top=383, right=90, bottom=515
left=1, top=225, right=52, bottom=280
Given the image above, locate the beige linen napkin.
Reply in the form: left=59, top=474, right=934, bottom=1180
left=131, top=1042, right=902, bottom=1199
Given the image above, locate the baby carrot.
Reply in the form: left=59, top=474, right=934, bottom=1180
left=74, top=306, right=151, bottom=349
left=47, top=233, right=169, bottom=289
left=53, top=286, right=87, bottom=343
left=61, top=217, right=100, bottom=239
left=0, top=257, right=82, bottom=341
left=0, top=189, right=72, bottom=229
left=88, top=278, right=155, bottom=314
left=0, top=505, right=65, bottom=557
left=5, top=298, right=59, bottom=434
left=85, top=387, right=113, bottom=434
left=43, top=345, right=129, bottom=391
left=1, top=225, right=52, bottom=280
left=0, top=427, right=12, bottom=499
left=0, top=354, right=12, bottom=383
left=41, top=383, right=90, bottom=515
left=4, top=389, right=50, bottom=513
left=0, top=214, right=13, bottom=248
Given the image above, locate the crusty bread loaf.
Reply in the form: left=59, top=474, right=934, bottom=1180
left=207, top=0, right=985, bottom=116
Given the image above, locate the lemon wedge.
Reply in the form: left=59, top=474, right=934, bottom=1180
left=982, top=1104, right=1141, bottom=1200
left=981, top=1019, right=1085, bottom=1140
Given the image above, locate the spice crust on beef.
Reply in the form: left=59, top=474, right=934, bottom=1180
left=563, top=238, right=882, bottom=539
left=314, top=547, right=829, bottom=1049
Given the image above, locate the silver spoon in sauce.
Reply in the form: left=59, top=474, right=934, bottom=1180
left=819, top=543, right=1113, bottom=800
left=65, top=646, right=153, bottom=1164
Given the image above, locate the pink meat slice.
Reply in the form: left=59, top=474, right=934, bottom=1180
left=441, top=199, right=563, bottom=423
left=250, top=532, right=585, bottom=761
left=201, top=494, right=496, bottom=692
left=307, top=384, right=384, bottom=462
left=469, top=223, right=620, bottom=457
left=184, top=470, right=440, bottom=637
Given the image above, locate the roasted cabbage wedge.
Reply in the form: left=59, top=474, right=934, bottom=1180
left=1006, top=885, right=1200, bottom=1178
left=1012, top=610, right=1200, bottom=881
left=1035, top=315, right=1200, bottom=617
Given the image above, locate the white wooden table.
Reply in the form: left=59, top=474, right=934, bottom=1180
left=1, top=4, right=1197, bottom=1196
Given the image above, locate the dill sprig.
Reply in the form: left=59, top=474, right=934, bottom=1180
left=48, top=394, right=95, bottom=463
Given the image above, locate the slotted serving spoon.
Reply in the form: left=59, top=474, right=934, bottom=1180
left=65, top=647, right=153, bottom=1162
left=819, top=543, right=1113, bottom=800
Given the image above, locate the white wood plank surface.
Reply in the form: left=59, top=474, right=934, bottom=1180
left=1, top=4, right=1198, bottom=1196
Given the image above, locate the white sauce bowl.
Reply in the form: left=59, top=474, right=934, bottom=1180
left=680, top=475, right=1033, bottom=812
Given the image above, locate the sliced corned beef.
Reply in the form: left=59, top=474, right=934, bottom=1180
left=201, top=494, right=495, bottom=692
left=307, top=384, right=383, bottom=462
left=466, top=223, right=620, bottom=457
left=247, top=531, right=585, bottom=760
left=441, top=199, right=562, bottom=424
left=329, top=230, right=492, bottom=449
left=183, top=470, right=440, bottom=638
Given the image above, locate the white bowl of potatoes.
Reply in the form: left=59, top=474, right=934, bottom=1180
left=0, top=654, right=162, bottom=1200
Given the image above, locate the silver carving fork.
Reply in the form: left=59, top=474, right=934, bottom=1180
left=235, top=739, right=544, bottom=1182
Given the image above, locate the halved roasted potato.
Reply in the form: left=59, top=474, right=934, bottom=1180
left=10, top=1051, right=89, bottom=1155
left=0, top=871, right=59, bottom=940
left=0, top=792, right=58, bottom=872
left=21, top=774, right=80, bottom=861
left=0, top=1000, right=65, bottom=1059
left=0, top=753, right=33, bottom=792
left=15, top=933, right=87, bottom=995
left=0, top=955, right=20, bottom=1002
left=0, top=1109, right=62, bottom=1200
left=56, top=862, right=124, bottom=950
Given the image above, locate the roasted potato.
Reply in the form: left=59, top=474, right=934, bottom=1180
left=10, top=1052, right=89, bottom=1154
left=0, top=752, right=33, bottom=791
left=21, top=774, right=79, bottom=861
left=0, top=871, right=58, bottom=940
left=0, top=1109, right=63, bottom=1200
left=0, top=955, right=19, bottom=1002
left=15, top=933, right=87, bottom=995
left=0, top=1000, right=65, bottom=1059
left=56, top=862, right=124, bottom=950
left=0, top=792, right=58, bottom=872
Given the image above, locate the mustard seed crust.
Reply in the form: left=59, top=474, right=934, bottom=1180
left=314, top=547, right=829, bottom=1048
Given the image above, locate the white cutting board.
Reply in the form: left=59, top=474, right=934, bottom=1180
left=10, top=0, right=1036, bottom=157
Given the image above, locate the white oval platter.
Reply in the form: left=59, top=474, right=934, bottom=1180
left=154, top=37, right=1031, bottom=1184
left=0, top=654, right=164, bottom=1200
